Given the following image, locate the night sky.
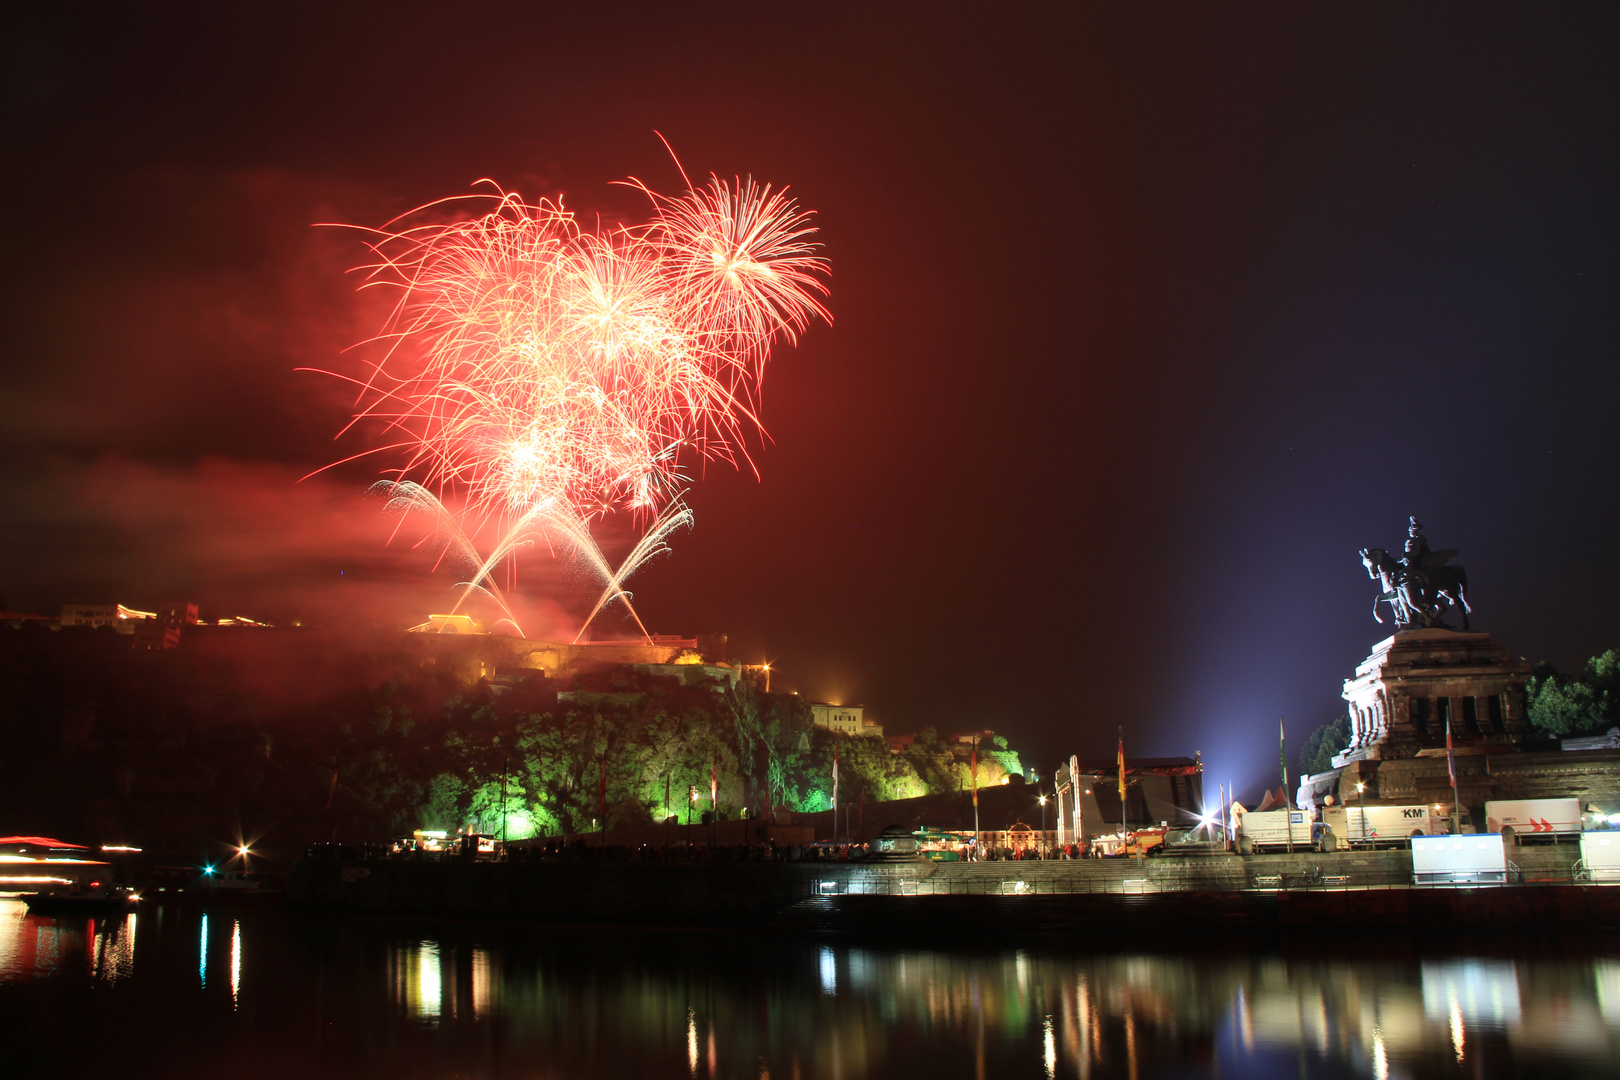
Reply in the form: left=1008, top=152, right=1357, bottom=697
left=3, top=5, right=1616, bottom=793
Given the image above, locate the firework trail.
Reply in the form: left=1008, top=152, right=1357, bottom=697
left=320, top=159, right=829, bottom=637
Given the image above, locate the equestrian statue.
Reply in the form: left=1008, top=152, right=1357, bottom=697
left=1359, top=517, right=1471, bottom=630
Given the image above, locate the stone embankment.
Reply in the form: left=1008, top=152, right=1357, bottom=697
left=290, top=843, right=1620, bottom=934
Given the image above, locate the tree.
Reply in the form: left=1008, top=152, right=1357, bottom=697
left=1297, top=716, right=1351, bottom=777
left=1527, top=650, right=1618, bottom=736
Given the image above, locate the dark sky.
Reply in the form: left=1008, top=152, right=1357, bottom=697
left=3, top=4, right=1617, bottom=794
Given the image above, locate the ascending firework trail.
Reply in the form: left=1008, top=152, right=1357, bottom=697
left=311, top=151, right=830, bottom=639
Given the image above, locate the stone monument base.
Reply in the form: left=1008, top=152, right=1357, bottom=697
left=1335, top=629, right=1536, bottom=764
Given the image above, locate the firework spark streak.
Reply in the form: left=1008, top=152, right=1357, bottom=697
left=318, top=160, right=829, bottom=638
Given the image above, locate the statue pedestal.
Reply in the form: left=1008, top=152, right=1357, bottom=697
left=1332, top=629, right=1533, bottom=766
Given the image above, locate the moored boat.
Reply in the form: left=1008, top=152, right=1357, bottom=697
left=22, top=883, right=139, bottom=916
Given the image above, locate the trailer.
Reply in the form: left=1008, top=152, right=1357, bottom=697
left=1412, top=833, right=1508, bottom=885
left=1485, top=798, right=1582, bottom=843
left=1321, top=804, right=1447, bottom=849
left=1233, top=809, right=1327, bottom=853
left=1576, top=832, right=1620, bottom=883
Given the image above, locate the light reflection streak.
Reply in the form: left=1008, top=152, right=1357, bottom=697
left=687, top=1007, right=698, bottom=1077
left=198, top=913, right=208, bottom=989
left=416, top=941, right=441, bottom=1021
left=818, top=946, right=836, bottom=996
left=1372, top=1026, right=1389, bottom=1080
left=1596, top=961, right=1620, bottom=1023
left=230, top=919, right=241, bottom=1009
left=1042, top=1014, right=1055, bottom=1079
left=471, top=947, right=492, bottom=1019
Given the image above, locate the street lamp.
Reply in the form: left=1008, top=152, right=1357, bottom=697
left=1038, top=794, right=1048, bottom=856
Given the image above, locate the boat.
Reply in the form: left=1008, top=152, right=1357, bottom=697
left=22, top=883, right=139, bottom=916
left=137, top=866, right=284, bottom=906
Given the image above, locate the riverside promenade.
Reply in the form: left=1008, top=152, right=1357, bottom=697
left=289, top=846, right=1620, bottom=935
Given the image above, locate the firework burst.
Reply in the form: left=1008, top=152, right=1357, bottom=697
left=319, top=158, right=829, bottom=637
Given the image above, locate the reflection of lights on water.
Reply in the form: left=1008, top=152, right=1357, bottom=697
left=1596, top=961, right=1620, bottom=1023
left=686, top=1007, right=698, bottom=1077
left=390, top=940, right=445, bottom=1022
left=88, top=915, right=137, bottom=983
left=230, top=919, right=241, bottom=1009
left=1449, top=998, right=1465, bottom=1063
left=198, top=913, right=208, bottom=989
left=1420, top=959, right=1520, bottom=1028
left=1042, top=1014, right=1056, bottom=1080
left=1372, top=1027, right=1389, bottom=1080
left=416, top=942, right=442, bottom=1021
left=819, top=946, right=836, bottom=995
left=472, top=948, right=492, bottom=1019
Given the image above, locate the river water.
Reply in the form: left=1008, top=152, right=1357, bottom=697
left=3, top=897, right=1618, bottom=1078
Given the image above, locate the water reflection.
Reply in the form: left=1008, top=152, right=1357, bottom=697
left=0, top=898, right=138, bottom=984
left=3, top=894, right=1620, bottom=1078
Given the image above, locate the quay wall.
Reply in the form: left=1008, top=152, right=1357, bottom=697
left=289, top=843, right=1615, bottom=932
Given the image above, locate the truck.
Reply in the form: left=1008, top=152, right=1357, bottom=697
left=1321, top=804, right=1449, bottom=849
left=1232, top=809, right=1328, bottom=853
left=1485, top=798, right=1583, bottom=843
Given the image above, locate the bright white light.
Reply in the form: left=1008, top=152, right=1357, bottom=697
left=819, top=946, right=837, bottom=995
left=230, top=920, right=241, bottom=1009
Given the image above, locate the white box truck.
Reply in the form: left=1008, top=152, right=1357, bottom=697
left=1484, top=798, right=1582, bottom=842
left=1233, top=808, right=1324, bottom=853
left=1411, top=834, right=1508, bottom=884
left=1321, top=804, right=1448, bottom=849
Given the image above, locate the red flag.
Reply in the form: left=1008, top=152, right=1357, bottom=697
left=1446, top=715, right=1456, bottom=786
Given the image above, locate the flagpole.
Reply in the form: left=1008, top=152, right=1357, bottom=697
left=1446, top=713, right=1460, bottom=835
left=971, top=736, right=981, bottom=842
left=1281, top=717, right=1292, bottom=855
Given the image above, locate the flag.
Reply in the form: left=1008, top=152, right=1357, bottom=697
left=832, top=746, right=839, bottom=811
left=1116, top=734, right=1126, bottom=807
left=970, top=739, right=979, bottom=807
left=1279, top=717, right=1290, bottom=810
left=1445, top=713, right=1462, bottom=834
left=1446, top=714, right=1457, bottom=788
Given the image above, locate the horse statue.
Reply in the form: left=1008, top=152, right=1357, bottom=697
left=1360, top=518, right=1471, bottom=630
